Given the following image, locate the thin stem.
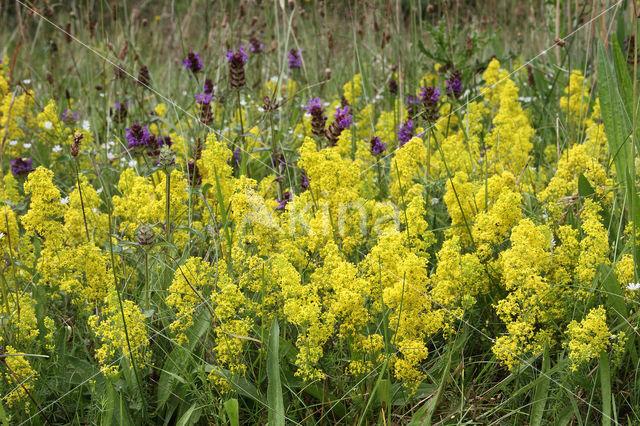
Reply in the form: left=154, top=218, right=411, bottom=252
left=74, top=159, right=90, bottom=243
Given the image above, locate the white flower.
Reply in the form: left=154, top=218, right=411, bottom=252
left=22, top=79, right=31, bottom=84
left=128, top=159, right=137, bottom=168
left=96, top=187, right=103, bottom=194
left=0, top=233, right=5, bottom=240
left=23, top=143, right=31, bottom=148
left=52, top=145, right=62, bottom=153
left=430, top=197, right=439, bottom=206
left=99, top=93, right=105, bottom=98
left=60, top=197, right=69, bottom=205
left=8, top=140, right=17, bottom=146
left=44, top=121, right=53, bottom=130
left=82, top=120, right=90, bottom=131
left=627, top=283, right=640, bottom=291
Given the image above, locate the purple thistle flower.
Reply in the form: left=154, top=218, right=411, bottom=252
left=370, top=137, right=387, bottom=155
left=446, top=69, right=463, bottom=99
left=225, top=46, right=248, bottom=65
left=249, top=37, right=264, bottom=53
left=183, top=51, right=203, bottom=73
left=276, top=191, right=292, bottom=211
left=125, top=123, right=151, bottom=150
left=287, top=49, right=302, bottom=69
left=397, top=119, right=415, bottom=147
left=11, top=157, right=34, bottom=177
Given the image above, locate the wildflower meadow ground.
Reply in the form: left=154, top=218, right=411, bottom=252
left=0, top=0, right=639, bottom=424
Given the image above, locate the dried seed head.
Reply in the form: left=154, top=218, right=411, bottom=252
left=70, top=133, right=83, bottom=157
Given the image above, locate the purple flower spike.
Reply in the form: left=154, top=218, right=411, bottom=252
left=183, top=52, right=203, bottom=73
left=126, top=123, right=151, bottom=149
left=370, top=137, right=387, bottom=155
left=287, top=49, right=302, bottom=69
left=227, top=47, right=248, bottom=88
left=61, top=109, right=79, bottom=124
left=446, top=69, right=463, bottom=99
left=226, top=46, right=248, bottom=65
left=250, top=37, right=264, bottom=54
left=300, top=169, right=309, bottom=190
left=276, top=191, right=292, bottom=211
left=306, top=97, right=327, bottom=138
left=419, top=86, right=441, bottom=122
left=334, top=106, right=353, bottom=129
left=195, top=92, right=213, bottom=105
left=11, top=157, right=34, bottom=177
left=203, top=78, right=214, bottom=95
left=325, top=105, right=353, bottom=146
left=305, top=97, right=323, bottom=114
left=397, top=119, right=415, bottom=147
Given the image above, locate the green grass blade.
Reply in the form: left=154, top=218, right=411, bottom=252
left=267, top=319, right=285, bottom=426
left=600, top=351, right=612, bottom=426
left=597, top=40, right=632, bottom=191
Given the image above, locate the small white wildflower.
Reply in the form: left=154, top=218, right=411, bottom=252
left=23, top=143, right=31, bottom=148
left=257, top=107, right=265, bottom=113
left=240, top=99, right=247, bottom=106
left=8, top=140, right=17, bottom=146
left=430, top=197, right=439, bottom=206
left=60, top=197, right=69, bottom=205
left=92, top=208, right=98, bottom=213
left=22, top=79, right=31, bottom=84
left=52, top=145, right=62, bottom=153
left=519, top=96, right=532, bottom=103
left=542, top=213, right=548, bottom=220
left=82, top=120, right=90, bottom=131
left=96, top=187, right=103, bottom=194
left=0, top=233, right=5, bottom=240
left=128, top=159, right=137, bottom=168
left=270, top=76, right=278, bottom=83
left=99, top=93, right=105, bottom=98
left=44, top=121, right=53, bottom=130
left=182, top=90, right=187, bottom=95
left=627, top=283, right=640, bottom=291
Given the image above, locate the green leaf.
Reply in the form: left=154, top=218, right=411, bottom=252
left=530, top=345, right=551, bottom=426
left=267, top=319, right=285, bottom=426
left=176, top=403, right=201, bottom=426
left=577, top=174, right=595, bottom=198
left=224, top=398, right=239, bottom=426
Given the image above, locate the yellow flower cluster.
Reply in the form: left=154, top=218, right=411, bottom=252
left=566, top=306, right=622, bottom=372
left=88, top=286, right=149, bottom=377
